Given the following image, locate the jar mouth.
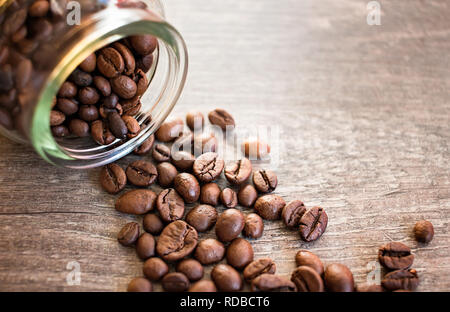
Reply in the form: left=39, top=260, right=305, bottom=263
left=30, top=7, right=188, bottom=169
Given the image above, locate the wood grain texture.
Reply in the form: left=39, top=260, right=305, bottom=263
left=0, top=0, right=449, bottom=291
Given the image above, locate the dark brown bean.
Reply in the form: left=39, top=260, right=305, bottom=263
left=215, top=209, right=245, bottom=242
left=50, top=110, right=65, bottom=126
left=226, top=238, right=254, bottom=270
left=156, top=188, right=185, bottom=223
left=122, top=115, right=140, bottom=138
left=15, top=59, right=32, bottom=90
left=108, top=111, right=128, bottom=139
left=56, top=98, right=78, bottom=115
left=117, top=222, right=140, bottom=246
left=143, top=214, right=164, bottom=235
left=127, top=277, right=152, bottom=292
left=220, top=188, right=238, bottom=208
left=243, top=213, right=264, bottom=239
left=200, top=183, right=221, bottom=206
left=291, top=266, right=324, bottom=292
left=251, top=274, right=296, bottom=292
left=153, top=144, right=171, bottom=162
left=121, top=95, right=141, bottom=116
left=134, top=134, right=155, bottom=155
left=174, top=173, right=200, bottom=203
left=29, top=1, right=50, bottom=17
left=208, top=108, right=235, bottom=130
left=97, top=47, right=124, bottom=78
left=93, top=75, right=111, bottom=96
left=162, top=272, right=190, bottom=292
left=130, top=35, right=158, bottom=56
left=126, top=160, right=157, bottom=187
left=155, top=117, right=184, bottom=142
left=211, top=264, right=242, bottom=292
left=78, top=87, right=100, bottom=105
left=143, top=257, right=168, bottom=281
left=69, top=118, right=89, bottom=137
left=112, top=42, right=136, bottom=75
left=134, top=69, right=148, bottom=96
left=111, top=75, right=137, bottom=99
left=295, top=250, right=324, bottom=276
left=254, top=194, right=286, bottom=220
left=79, top=53, right=96, bottom=73
left=91, top=120, right=115, bottom=145
left=115, top=189, right=156, bottom=215
left=299, top=206, right=328, bottom=242
left=136, top=53, right=154, bottom=73
left=224, top=158, right=252, bottom=185
left=176, top=259, right=204, bottom=282
left=381, top=269, right=419, bottom=291
left=51, top=125, right=69, bottom=137
left=194, top=238, right=225, bottom=265
left=156, top=162, right=178, bottom=187
left=156, top=220, right=198, bottom=262
left=243, top=258, right=276, bottom=281
left=324, top=264, right=355, bottom=292
left=414, top=220, right=434, bottom=243
left=78, top=105, right=99, bottom=121
left=69, top=69, right=93, bottom=87
left=237, top=184, right=258, bottom=207
left=253, top=169, right=277, bottom=193
left=378, top=242, right=414, bottom=270
left=136, top=233, right=156, bottom=260
left=171, top=151, right=195, bottom=172
left=186, top=204, right=218, bottom=233
left=193, top=152, right=224, bottom=183
left=282, top=200, right=306, bottom=228
left=102, top=93, right=119, bottom=109
left=99, top=163, right=127, bottom=194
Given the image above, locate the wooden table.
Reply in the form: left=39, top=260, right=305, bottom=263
left=0, top=0, right=448, bottom=291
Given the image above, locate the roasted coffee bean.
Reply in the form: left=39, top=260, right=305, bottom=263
left=126, top=160, right=157, bottom=187
left=162, top=272, right=190, bottom=292
left=156, top=188, right=185, bottom=223
left=152, top=144, right=171, bottom=162
left=99, top=103, right=123, bottom=119
left=186, top=204, right=218, bottom=233
left=156, top=162, right=178, bottom=187
left=78, top=105, right=99, bottom=121
left=194, top=238, right=225, bottom=265
left=134, top=69, right=148, bottom=96
left=174, top=173, right=200, bottom=203
left=188, top=280, right=217, bottom=292
left=381, top=269, right=419, bottom=291
left=200, top=183, right=221, bottom=206
left=220, top=188, right=238, bottom=208
left=186, top=111, right=204, bottom=130
left=211, top=264, right=242, bottom=292
left=299, top=206, right=328, bottom=242
left=69, top=69, right=93, bottom=87
left=136, top=232, right=156, bottom=260
left=176, top=259, right=204, bottom=282
left=143, top=257, right=169, bottom=281
left=208, top=109, right=235, bottom=130
left=224, top=158, right=252, bottom=185
left=143, top=214, right=164, bottom=235
left=291, top=266, right=324, bottom=292
left=253, top=170, right=277, bottom=193
left=282, top=200, right=306, bottom=228
left=102, top=93, right=119, bottom=109
left=243, top=213, right=264, bottom=239
left=237, top=184, right=258, bottom=207
left=127, top=277, right=152, bottom=292
left=136, top=53, right=154, bottom=73
left=324, top=263, right=354, bottom=292
left=254, top=194, right=285, bottom=220
left=378, top=242, right=414, bottom=270
left=156, top=220, right=198, bottom=261
left=130, top=35, right=158, bottom=56
left=78, top=87, right=100, bottom=105
left=29, top=0, right=50, bottom=17
left=251, top=274, right=296, bottom=292
left=134, top=134, right=154, bottom=155
left=355, top=284, right=385, bottom=292
left=242, top=138, right=271, bottom=159
left=226, top=238, right=254, bottom=270
left=2, top=8, right=27, bottom=36
left=112, top=42, right=136, bottom=75
left=93, top=75, right=111, bottom=96
left=99, top=163, right=126, bottom=194
left=51, top=125, right=69, bottom=137
left=97, top=47, right=124, bottom=78
left=215, top=209, right=245, bottom=242
left=117, top=222, right=140, bottom=246
left=50, top=110, right=65, bottom=126
left=115, top=189, right=156, bottom=215
left=111, top=75, right=137, bottom=99
left=295, top=250, right=324, bottom=276
left=171, top=151, right=195, bottom=171
left=414, top=220, right=434, bottom=243
left=15, top=59, right=32, bottom=90
left=79, top=53, right=96, bottom=73
left=69, top=118, right=89, bottom=137
left=91, top=120, right=115, bottom=145
left=243, top=258, right=276, bottom=281
left=193, top=152, right=224, bottom=183
left=122, top=115, right=140, bottom=138
left=56, top=98, right=78, bottom=115
left=155, top=117, right=184, bottom=142
left=108, top=111, right=128, bottom=139
left=121, top=95, right=141, bottom=116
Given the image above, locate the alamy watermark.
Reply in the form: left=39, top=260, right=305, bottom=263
left=66, top=261, right=81, bottom=286
left=367, top=1, right=381, bottom=26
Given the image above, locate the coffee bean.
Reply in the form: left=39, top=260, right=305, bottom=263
left=102, top=93, right=119, bottom=109
left=120, top=96, right=140, bottom=115
left=93, top=75, right=111, bottom=97
left=51, top=125, right=69, bottom=137
left=243, top=213, right=264, bottom=239
left=186, top=204, right=218, bottom=233
left=156, top=220, right=198, bottom=262
left=253, top=170, right=277, bottom=193
left=381, top=269, right=419, bottom=291
left=220, top=188, right=238, bottom=208
left=11, top=26, right=27, bottom=43
left=282, top=200, right=306, bottom=228
left=99, top=163, right=126, bottom=194
left=108, top=111, right=128, bottom=139
left=143, top=257, right=168, bottom=281
left=295, top=250, right=324, bottom=276
left=126, top=160, right=157, bottom=187
left=378, top=242, right=414, bottom=270
left=291, top=266, right=324, bottom=292
left=193, top=152, right=224, bottom=183
left=237, top=184, right=258, bottom=207
left=162, top=272, right=190, bottom=292
left=176, top=259, right=204, bottom=282
left=215, top=208, right=245, bottom=242
left=78, top=105, right=99, bottom=121
left=156, top=188, right=185, bottom=223
left=50, top=110, right=65, bottom=126
left=15, top=59, right=32, bottom=90
left=186, top=111, right=204, bottom=130
left=122, top=115, right=140, bottom=138
left=174, top=173, right=200, bottom=203
left=155, top=117, right=184, bottom=142
left=211, top=264, right=242, bottom=292
left=324, top=263, right=354, bottom=292
left=56, top=98, right=78, bottom=115
left=251, top=274, right=296, bottom=292
left=111, top=75, right=137, bottom=99
left=115, top=189, right=156, bottom=215
left=136, top=53, right=153, bottom=73
left=194, top=238, right=225, bottom=265
left=117, top=222, right=140, bottom=246
left=136, top=232, right=156, bottom=260
left=130, top=35, right=158, bottom=56
left=254, top=194, right=285, bottom=220
left=143, top=214, right=164, bottom=235
left=242, top=138, right=271, bottom=159
left=200, top=183, right=221, bottom=206
left=99, top=103, right=123, bottom=119
left=79, top=53, right=96, bottom=73
left=29, top=1, right=50, bottom=17
left=226, top=238, right=254, bottom=270
left=127, top=277, right=152, bottom=292
left=134, top=134, right=155, bottom=155
left=91, top=120, right=115, bottom=145
left=69, top=118, right=89, bottom=137
left=2, top=8, right=27, bottom=36
left=152, top=144, right=171, bottom=162
left=414, top=220, right=434, bottom=243
left=134, top=69, right=148, bottom=96
left=243, top=258, right=276, bottom=281
left=69, top=68, right=93, bottom=87
left=355, top=284, right=385, bottom=292
left=299, top=206, right=328, bottom=242
left=208, top=108, right=235, bottom=130
left=97, top=47, right=124, bottom=78
left=171, top=151, right=195, bottom=172
left=188, top=280, right=217, bottom=292
left=224, top=158, right=252, bottom=185
left=78, top=87, right=100, bottom=105
left=112, top=42, right=136, bottom=75
left=156, top=162, right=178, bottom=187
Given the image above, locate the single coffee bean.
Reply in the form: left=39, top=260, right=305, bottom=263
left=51, top=125, right=69, bottom=137
left=200, top=183, right=221, bottom=206
left=243, top=258, right=276, bottom=281
left=111, top=75, right=137, bottom=99
left=242, top=138, right=271, bottom=159
left=134, top=134, right=155, bottom=155
left=381, top=269, right=419, bottom=291
left=176, top=259, right=204, bottom=282
left=152, top=144, right=171, bottom=162
left=282, top=200, right=306, bottom=228
left=193, top=152, right=224, bottom=183
left=295, top=250, right=324, bottom=276
left=99, top=163, right=126, bottom=194
left=130, top=35, right=158, bottom=56
left=56, top=98, right=78, bottom=115
left=186, top=204, right=218, bottom=233
left=253, top=170, right=277, bottom=193
left=122, top=115, right=140, bottom=138
left=69, top=68, right=93, bottom=87
left=188, top=280, right=217, bottom=292
left=224, top=158, right=252, bottom=185
left=79, top=53, right=96, bottom=72
left=237, top=184, right=258, bottom=207
left=136, top=232, right=156, bottom=260
left=91, top=120, right=115, bottom=145
left=251, top=274, right=296, bottom=292
left=254, top=194, right=285, bottom=220
left=29, top=0, right=50, bottom=17
left=126, top=160, right=157, bottom=187
left=215, top=209, right=245, bottom=242
left=291, top=266, right=324, bottom=292
left=102, top=93, right=119, bottom=109
left=299, top=206, right=328, bottom=242
left=186, top=111, right=204, bottom=130
left=324, top=263, right=354, bottom=292
left=15, top=58, right=32, bottom=90
left=136, top=53, right=154, bottom=72
left=156, top=220, right=198, bottom=261
left=127, top=277, right=152, bottom=292
left=171, top=151, right=195, bottom=171
left=208, top=108, right=235, bottom=130
left=156, top=162, right=178, bottom=187
left=121, top=95, right=141, bottom=115
left=112, top=42, right=136, bottom=75
left=156, top=188, right=185, bottom=223
left=226, top=238, right=254, bottom=270
left=115, top=189, right=156, bottom=215
left=174, top=173, right=200, bottom=203
left=134, top=69, right=148, bottom=96
left=108, top=111, right=128, bottom=139
left=211, top=264, right=242, bottom=292
left=220, top=188, right=238, bottom=208
left=69, top=118, right=89, bottom=137
left=50, top=110, right=65, bottom=126
left=97, top=47, right=124, bottom=78
left=143, top=213, right=164, bottom=235
left=143, top=257, right=169, bottom=281
left=162, top=272, right=190, bottom=292
left=378, top=242, right=414, bottom=270
left=117, top=222, right=140, bottom=246
left=414, top=220, right=434, bottom=243
left=194, top=238, right=225, bottom=265
left=78, top=87, right=100, bottom=105
left=93, top=75, right=111, bottom=96
left=243, top=213, right=264, bottom=239
left=355, top=284, right=385, bottom=292
left=155, top=117, right=184, bottom=142
left=78, top=105, right=99, bottom=121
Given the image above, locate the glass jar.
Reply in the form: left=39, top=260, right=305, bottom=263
left=0, top=0, right=187, bottom=168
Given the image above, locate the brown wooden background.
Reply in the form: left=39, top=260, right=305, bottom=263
left=0, top=0, right=449, bottom=291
